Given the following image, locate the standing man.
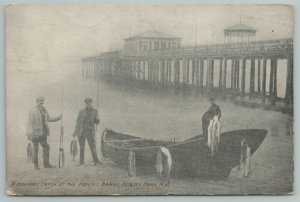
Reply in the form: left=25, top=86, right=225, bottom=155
left=27, top=96, right=62, bottom=170
left=73, top=98, right=101, bottom=166
left=202, top=97, right=221, bottom=138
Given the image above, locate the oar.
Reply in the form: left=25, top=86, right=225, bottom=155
left=59, top=85, right=65, bottom=168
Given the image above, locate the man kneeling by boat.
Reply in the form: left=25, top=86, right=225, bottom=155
left=73, top=98, right=101, bottom=166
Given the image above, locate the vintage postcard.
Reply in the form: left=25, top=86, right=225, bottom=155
left=6, top=4, right=293, bottom=195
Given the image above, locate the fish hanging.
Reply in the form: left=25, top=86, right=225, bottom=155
left=70, top=139, right=78, bottom=161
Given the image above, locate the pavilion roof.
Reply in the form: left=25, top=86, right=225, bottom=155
left=124, top=30, right=181, bottom=40
left=224, top=23, right=256, bottom=32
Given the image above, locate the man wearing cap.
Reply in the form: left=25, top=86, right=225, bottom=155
left=73, top=98, right=101, bottom=165
left=202, top=97, right=221, bottom=138
left=27, top=96, right=62, bottom=170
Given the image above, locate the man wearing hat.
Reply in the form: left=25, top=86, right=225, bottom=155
left=202, top=97, right=221, bottom=138
left=27, top=96, right=62, bottom=170
left=73, top=98, right=101, bottom=165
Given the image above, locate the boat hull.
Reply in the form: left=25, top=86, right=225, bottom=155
left=101, top=129, right=267, bottom=180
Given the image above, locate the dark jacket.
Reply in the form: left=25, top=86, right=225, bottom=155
left=202, top=103, right=221, bottom=136
left=74, top=108, right=100, bottom=138
left=202, top=104, right=221, bottom=121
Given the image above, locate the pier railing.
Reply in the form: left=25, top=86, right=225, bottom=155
left=121, top=38, right=293, bottom=59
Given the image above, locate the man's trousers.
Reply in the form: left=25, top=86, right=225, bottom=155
left=78, top=130, right=100, bottom=165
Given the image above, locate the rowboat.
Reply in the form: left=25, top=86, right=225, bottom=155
left=101, top=128, right=267, bottom=180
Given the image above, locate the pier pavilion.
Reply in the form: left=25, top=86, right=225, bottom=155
left=224, top=23, right=256, bottom=43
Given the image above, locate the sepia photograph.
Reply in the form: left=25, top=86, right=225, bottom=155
left=5, top=4, right=293, bottom=195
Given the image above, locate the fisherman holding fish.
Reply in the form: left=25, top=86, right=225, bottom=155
left=202, top=97, right=221, bottom=155
left=26, top=96, right=62, bottom=170
left=73, top=98, right=101, bottom=166
left=202, top=96, right=221, bottom=137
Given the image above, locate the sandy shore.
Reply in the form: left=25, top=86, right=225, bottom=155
left=6, top=68, right=293, bottom=195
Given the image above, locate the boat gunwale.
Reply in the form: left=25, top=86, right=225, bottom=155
left=103, top=136, right=204, bottom=151
left=102, top=129, right=267, bottom=151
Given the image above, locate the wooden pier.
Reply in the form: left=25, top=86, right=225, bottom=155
left=82, top=38, right=293, bottom=112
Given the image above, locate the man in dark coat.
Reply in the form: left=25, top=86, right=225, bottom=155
left=202, top=97, right=221, bottom=138
left=73, top=98, right=101, bottom=165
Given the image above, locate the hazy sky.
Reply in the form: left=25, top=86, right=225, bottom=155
left=6, top=4, right=293, bottom=71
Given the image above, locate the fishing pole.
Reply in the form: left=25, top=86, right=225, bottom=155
left=96, top=79, right=99, bottom=132
left=94, top=79, right=100, bottom=155
left=59, top=85, right=65, bottom=168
